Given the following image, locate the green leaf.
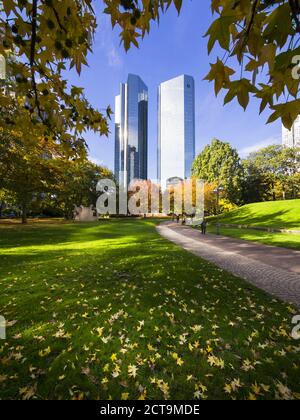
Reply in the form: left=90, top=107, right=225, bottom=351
left=205, top=59, right=235, bottom=95
left=205, top=17, right=233, bottom=54
left=3, top=0, right=15, bottom=16
left=268, top=100, right=300, bottom=129
left=174, top=0, right=183, bottom=14
left=224, top=79, right=256, bottom=110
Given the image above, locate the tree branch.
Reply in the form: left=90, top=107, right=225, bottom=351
left=245, top=0, right=259, bottom=40
left=30, top=0, right=44, bottom=122
left=50, top=4, right=67, bottom=33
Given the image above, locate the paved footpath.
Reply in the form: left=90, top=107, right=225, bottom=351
left=156, top=222, right=300, bottom=308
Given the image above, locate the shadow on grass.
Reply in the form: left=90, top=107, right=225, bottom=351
left=213, top=200, right=300, bottom=229
left=0, top=219, right=299, bottom=400
left=0, top=219, right=158, bottom=249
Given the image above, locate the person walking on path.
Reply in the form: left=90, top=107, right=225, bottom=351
left=201, top=218, right=207, bottom=235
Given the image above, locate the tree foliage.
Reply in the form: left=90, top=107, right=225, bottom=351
left=0, top=118, right=59, bottom=222
left=241, top=144, right=300, bottom=201
left=104, top=0, right=300, bottom=128
left=53, top=160, right=114, bottom=220
left=204, top=0, right=300, bottom=129
left=0, top=117, right=114, bottom=222
left=1, top=0, right=111, bottom=157
left=192, top=138, right=242, bottom=204
left=1, top=0, right=299, bottom=140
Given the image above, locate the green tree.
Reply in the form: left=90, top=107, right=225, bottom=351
left=286, top=172, right=300, bottom=198
left=192, top=139, right=242, bottom=204
left=246, top=145, right=283, bottom=201
left=1, top=1, right=110, bottom=158
left=0, top=124, right=114, bottom=222
left=53, top=160, right=114, bottom=220
left=240, top=158, right=273, bottom=203
left=277, top=146, right=300, bottom=199
left=0, top=126, right=59, bottom=223
left=243, top=145, right=300, bottom=201
left=0, top=189, right=10, bottom=217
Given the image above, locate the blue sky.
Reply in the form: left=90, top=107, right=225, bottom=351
left=68, top=0, right=281, bottom=179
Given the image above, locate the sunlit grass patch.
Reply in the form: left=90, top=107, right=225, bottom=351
left=0, top=220, right=299, bottom=400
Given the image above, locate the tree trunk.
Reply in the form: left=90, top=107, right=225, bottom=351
left=292, top=182, right=296, bottom=199
left=21, top=202, right=27, bottom=224
left=272, top=183, right=276, bottom=201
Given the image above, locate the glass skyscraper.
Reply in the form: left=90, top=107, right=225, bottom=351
left=282, top=116, right=300, bottom=148
left=158, top=75, right=196, bottom=188
left=114, top=74, right=148, bottom=186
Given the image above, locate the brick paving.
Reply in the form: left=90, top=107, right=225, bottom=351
left=156, top=222, right=300, bottom=308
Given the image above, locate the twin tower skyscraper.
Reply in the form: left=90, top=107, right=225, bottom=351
left=114, top=74, right=195, bottom=189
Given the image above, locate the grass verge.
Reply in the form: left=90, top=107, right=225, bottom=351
left=207, top=225, right=300, bottom=251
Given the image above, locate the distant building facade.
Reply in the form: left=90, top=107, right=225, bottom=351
left=0, top=54, right=6, bottom=80
left=158, top=75, right=195, bottom=189
left=114, top=74, right=148, bottom=187
left=282, top=116, right=300, bottom=148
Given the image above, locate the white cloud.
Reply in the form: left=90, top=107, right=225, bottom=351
left=95, top=13, right=123, bottom=69
left=108, top=47, right=122, bottom=68
left=239, top=136, right=281, bottom=158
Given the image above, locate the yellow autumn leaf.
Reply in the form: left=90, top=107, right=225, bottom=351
left=111, top=353, right=117, bottom=362
left=38, top=346, right=51, bottom=357
left=176, top=357, right=184, bottom=366
left=224, top=383, right=232, bottom=394
left=128, top=364, right=138, bottom=378
left=96, top=327, right=104, bottom=337
left=121, top=392, right=129, bottom=400
left=251, top=382, right=261, bottom=395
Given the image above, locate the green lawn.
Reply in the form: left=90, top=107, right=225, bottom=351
left=207, top=199, right=300, bottom=250
left=207, top=226, right=300, bottom=251
left=212, top=199, right=300, bottom=230
left=0, top=220, right=299, bottom=400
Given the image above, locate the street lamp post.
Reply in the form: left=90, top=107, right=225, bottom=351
left=216, top=188, right=220, bottom=236
left=214, top=185, right=224, bottom=236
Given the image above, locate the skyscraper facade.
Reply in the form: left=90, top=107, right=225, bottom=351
left=114, top=74, right=148, bottom=186
left=282, top=116, right=300, bottom=148
left=158, top=75, right=195, bottom=188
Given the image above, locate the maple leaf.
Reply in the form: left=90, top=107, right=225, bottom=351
left=194, top=390, right=202, bottom=399
left=38, top=346, right=51, bottom=357
left=251, top=382, right=262, bottom=396
left=176, top=357, right=184, bottom=366
left=205, top=59, right=235, bottom=95
left=224, top=383, right=232, bottom=394
left=96, top=327, right=104, bottom=337
left=260, top=384, right=270, bottom=393
left=276, top=381, right=293, bottom=400
left=121, top=392, right=129, bottom=400
left=111, top=353, right=117, bottom=362
left=128, top=364, right=138, bottom=378
left=19, top=383, right=37, bottom=400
